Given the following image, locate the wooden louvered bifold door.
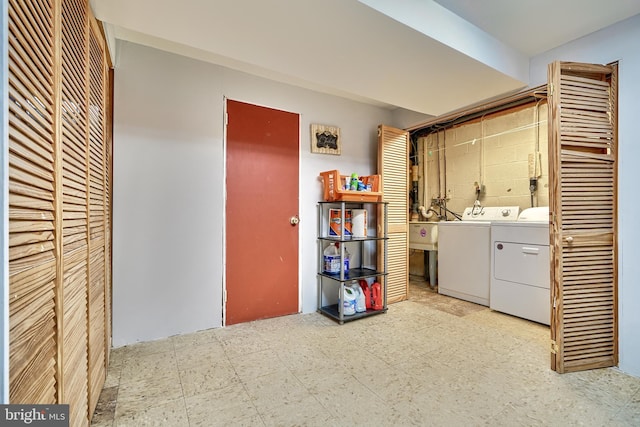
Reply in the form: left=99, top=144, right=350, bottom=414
left=103, top=68, right=114, bottom=364
left=548, top=61, right=618, bottom=373
left=87, top=20, right=108, bottom=415
left=7, top=0, right=58, bottom=405
left=378, top=125, right=409, bottom=303
left=8, top=0, right=112, bottom=425
left=60, top=0, right=91, bottom=424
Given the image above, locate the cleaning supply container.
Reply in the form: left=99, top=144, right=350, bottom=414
left=350, top=281, right=366, bottom=313
left=342, top=244, right=350, bottom=273
left=323, top=243, right=340, bottom=274
left=359, top=279, right=371, bottom=309
left=372, top=282, right=383, bottom=310
left=340, top=286, right=357, bottom=315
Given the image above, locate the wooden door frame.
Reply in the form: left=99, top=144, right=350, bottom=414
left=221, top=97, right=302, bottom=326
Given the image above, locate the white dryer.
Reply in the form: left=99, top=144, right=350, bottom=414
left=490, top=207, right=550, bottom=325
left=438, top=206, right=519, bottom=306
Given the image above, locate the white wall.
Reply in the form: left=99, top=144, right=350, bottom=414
left=113, top=41, right=393, bottom=346
left=530, top=13, right=640, bottom=377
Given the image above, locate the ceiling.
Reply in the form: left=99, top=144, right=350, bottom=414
left=90, top=0, right=640, bottom=117
left=433, top=0, right=640, bottom=56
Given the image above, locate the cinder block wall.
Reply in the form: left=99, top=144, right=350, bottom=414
left=419, top=102, right=548, bottom=219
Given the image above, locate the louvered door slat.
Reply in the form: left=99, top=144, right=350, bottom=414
left=9, top=135, right=53, bottom=173
left=9, top=1, right=52, bottom=61
left=9, top=157, right=53, bottom=191
left=61, top=117, right=86, bottom=154
left=8, top=43, right=52, bottom=101
left=61, top=143, right=86, bottom=177
left=8, top=5, right=53, bottom=78
left=386, top=237, right=408, bottom=302
left=7, top=100, right=51, bottom=140
left=8, top=107, right=54, bottom=155
left=378, top=125, right=409, bottom=303
left=548, top=61, right=617, bottom=373
left=561, top=73, right=609, bottom=88
left=9, top=217, right=54, bottom=232
left=8, top=73, right=54, bottom=128
left=23, top=1, right=53, bottom=38
left=9, top=179, right=54, bottom=202
left=10, top=194, right=54, bottom=213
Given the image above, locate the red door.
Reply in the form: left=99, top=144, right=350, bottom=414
left=225, top=100, right=299, bottom=325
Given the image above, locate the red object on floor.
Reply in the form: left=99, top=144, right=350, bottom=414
left=372, top=282, right=383, bottom=310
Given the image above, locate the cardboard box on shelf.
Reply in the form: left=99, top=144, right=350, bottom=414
left=329, top=209, right=352, bottom=237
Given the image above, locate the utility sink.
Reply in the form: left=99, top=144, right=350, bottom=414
left=409, top=221, right=438, bottom=251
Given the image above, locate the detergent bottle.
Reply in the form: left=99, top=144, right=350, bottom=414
left=340, top=286, right=357, bottom=315
left=350, top=281, right=366, bottom=313
left=372, top=282, right=383, bottom=310
left=359, top=279, right=371, bottom=309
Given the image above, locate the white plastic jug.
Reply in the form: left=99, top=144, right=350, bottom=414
left=323, top=243, right=340, bottom=274
left=341, top=286, right=357, bottom=315
left=350, top=282, right=366, bottom=313
left=343, top=245, right=350, bottom=273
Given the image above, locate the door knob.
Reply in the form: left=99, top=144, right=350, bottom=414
left=290, top=215, right=300, bottom=225
left=565, top=236, right=574, bottom=243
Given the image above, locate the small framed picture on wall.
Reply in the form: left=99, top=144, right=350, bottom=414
left=311, top=124, right=341, bottom=155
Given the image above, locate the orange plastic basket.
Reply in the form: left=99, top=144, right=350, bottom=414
left=319, top=170, right=382, bottom=202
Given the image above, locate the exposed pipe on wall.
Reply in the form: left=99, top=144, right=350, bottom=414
left=407, top=85, right=547, bottom=135
left=436, top=131, right=442, bottom=203
left=422, top=136, right=429, bottom=215
left=443, top=129, right=449, bottom=217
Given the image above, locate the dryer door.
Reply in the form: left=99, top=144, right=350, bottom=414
left=494, top=242, right=550, bottom=289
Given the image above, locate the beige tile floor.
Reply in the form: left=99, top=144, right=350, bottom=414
left=91, top=279, right=640, bottom=426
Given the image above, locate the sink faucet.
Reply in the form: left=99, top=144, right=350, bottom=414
left=430, top=198, right=462, bottom=221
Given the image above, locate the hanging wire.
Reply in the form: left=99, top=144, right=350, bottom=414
left=424, top=119, right=549, bottom=153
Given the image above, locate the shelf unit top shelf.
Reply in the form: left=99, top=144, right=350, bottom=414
left=318, top=200, right=388, bottom=205
left=318, top=236, right=387, bottom=242
left=318, top=268, right=387, bottom=281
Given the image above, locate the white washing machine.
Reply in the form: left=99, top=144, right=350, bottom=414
left=490, top=207, right=550, bottom=325
left=438, top=206, right=520, bottom=306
